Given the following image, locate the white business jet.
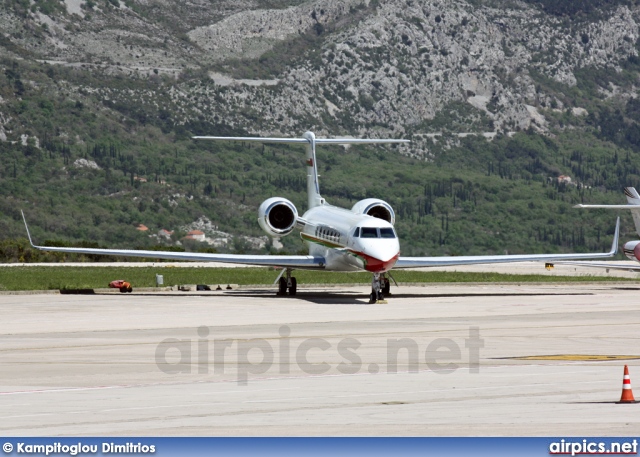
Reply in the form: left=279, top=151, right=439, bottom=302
left=22, top=131, right=619, bottom=303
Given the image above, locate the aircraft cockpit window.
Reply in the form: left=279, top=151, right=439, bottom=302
left=360, top=227, right=378, bottom=238
left=353, top=227, right=360, bottom=238
left=380, top=228, right=396, bottom=239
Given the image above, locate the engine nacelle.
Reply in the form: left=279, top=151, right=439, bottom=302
left=258, top=197, right=299, bottom=237
left=351, top=198, right=396, bottom=226
left=623, top=240, right=640, bottom=261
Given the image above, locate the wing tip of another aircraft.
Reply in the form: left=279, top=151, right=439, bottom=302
left=610, top=216, right=620, bottom=256
left=20, top=210, right=36, bottom=248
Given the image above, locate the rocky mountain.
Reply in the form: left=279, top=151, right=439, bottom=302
left=3, top=0, right=640, bottom=148
left=2, top=0, right=640, bottom=256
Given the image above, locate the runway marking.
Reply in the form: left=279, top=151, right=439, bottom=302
left=0, top=413, right=56, bottom=419
left=0, top=379, right=614, bottom=419
left=194, top=387, right=301, bottom=396
left=0, top=385, right=126, bottom=396
left=0, top=362, right=624, bottom=398
left=504, top=355, right=640, bottom=361
left=242, top=379, right=613, bottom=404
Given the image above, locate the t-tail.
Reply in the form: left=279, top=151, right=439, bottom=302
left=574, top=186, right=640, bottom=237
left=193, top=131, right=409, bottom=211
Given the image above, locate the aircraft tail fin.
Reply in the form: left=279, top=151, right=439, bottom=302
left=624, top=186, right=640, bottom=204
left=193, top=131, right=409, bottom=210
left=624, top=187, right=640, bottom=237
left=574, top=187, right=640, bottom=237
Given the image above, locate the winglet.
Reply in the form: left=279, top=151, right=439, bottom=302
left=21, top=210, right=36, bottom=248
left=609, top=217, right=620, bottom=256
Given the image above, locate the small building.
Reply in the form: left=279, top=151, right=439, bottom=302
left=185, top=230, right=205, bottom=241
left=558, top=175, right=572, bottom=183
left=158, top=229, right=173, bottom=240
left=136, top=224, right=149, bottom=231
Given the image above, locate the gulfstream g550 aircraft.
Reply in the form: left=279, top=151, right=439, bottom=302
left=22, top=131, right=619, bottom=303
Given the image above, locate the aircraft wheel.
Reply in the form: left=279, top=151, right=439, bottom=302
left=382, top=279, right=390, bottom=295
left=289, top=277, right=297, bottom=296
left=277, top=277, right=287, bottom=296
left=127, top=286, right=133, bottom=293
left=369, top=292, right=376, bottom=304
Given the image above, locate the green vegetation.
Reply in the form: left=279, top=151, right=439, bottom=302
left=0, top=51, right=638, bottom=260
left=410, top=101, right=495, bottom=134
left=0, top=266, right=634, bottom=291
left=3, top=2, right=640, bottom=264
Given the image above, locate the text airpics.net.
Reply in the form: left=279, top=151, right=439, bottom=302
left=154, top=325, right=484, bottom=385
left=549, top=439, right=638, bottom=456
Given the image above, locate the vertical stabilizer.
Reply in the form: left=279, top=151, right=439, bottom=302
left=624, top=187, right=640, bottom=237
left=303, top=131, right=324, bottom=209
left=575, top=187, right=640, bottom=238
left=192, top=131, right=409, bottom=211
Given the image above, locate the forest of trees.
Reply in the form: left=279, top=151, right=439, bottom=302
left=2, top=17, right=640, bottom=262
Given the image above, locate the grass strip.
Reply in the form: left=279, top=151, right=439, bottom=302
left=0, top=266, right=636, bottom=291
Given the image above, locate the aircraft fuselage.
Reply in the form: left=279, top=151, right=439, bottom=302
left=300, top=205, right=400, bottom=273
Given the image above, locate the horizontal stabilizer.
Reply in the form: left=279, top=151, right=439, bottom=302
left=194, top=131, right=408, bottom=210
left=574, top=204, right=640, bottom=208
left=193, top=135, right=409, bottom=145
left=193, top=136, right=309, bottom=144
left=314, top=138, right=410, bottom=145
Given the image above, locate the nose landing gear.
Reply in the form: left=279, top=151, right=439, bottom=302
left=369, top=273, right=389, bottom=304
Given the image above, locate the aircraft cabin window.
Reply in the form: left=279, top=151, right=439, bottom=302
left=361, top=227, right=378, bottom=238
left=353, top=227, right=360, bottom=238
left=380, top=228, right=396, bottom=239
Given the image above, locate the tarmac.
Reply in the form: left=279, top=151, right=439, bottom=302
left=1, top=279, right=640, bottom=436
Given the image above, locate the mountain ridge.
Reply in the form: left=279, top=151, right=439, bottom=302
left=1, top=0, right=640, bottom=260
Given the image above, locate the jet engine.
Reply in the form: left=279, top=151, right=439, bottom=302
left=351, top=198, right=396, bottom=225
left=622, top=240, right=640, bottom=261
left=258, top=197, right=299, bottom=237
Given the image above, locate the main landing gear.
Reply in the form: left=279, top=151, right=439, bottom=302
left=369, top=273, right=391, bottom=304
left=277, top=268, right=297, bottom=296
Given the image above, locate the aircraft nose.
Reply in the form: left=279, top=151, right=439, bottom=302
left=361, top=241, right=400, bottom=273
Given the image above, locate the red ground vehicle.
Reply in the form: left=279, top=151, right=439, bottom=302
left=108, top=280, right=133, bottom=293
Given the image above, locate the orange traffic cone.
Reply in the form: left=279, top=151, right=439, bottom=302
left=618, top=365, right=637, bottom=404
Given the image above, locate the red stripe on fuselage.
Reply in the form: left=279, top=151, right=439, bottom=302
left=354, top=251, right=400, bottom=273
left=301, top=233, right=399, bottom=272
